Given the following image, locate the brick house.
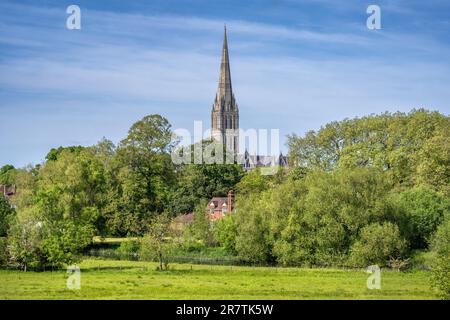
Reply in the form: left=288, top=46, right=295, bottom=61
left=206, top=190, right=234, bottom=221
left=0, top=184, right=16, bottom=199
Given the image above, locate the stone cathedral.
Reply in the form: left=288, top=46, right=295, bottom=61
left=210, top=26, right=288, bottom=170
left=211, top=26, right=239, bottom=154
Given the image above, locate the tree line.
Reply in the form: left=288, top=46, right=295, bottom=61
left=0, top=109, right=448, bottom=297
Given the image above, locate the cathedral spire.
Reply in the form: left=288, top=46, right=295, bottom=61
left=218, top=24, right=232, bottom=102
left=211, top=25, right=239, bottom=155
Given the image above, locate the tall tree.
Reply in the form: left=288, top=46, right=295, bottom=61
left=105, top=115, right=177, bottom=235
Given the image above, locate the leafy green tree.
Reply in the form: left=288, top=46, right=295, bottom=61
left=169, top=163, right=244, bottom=215
left=105, top=115, right=177, bottom=235
left=234, top=192, right=275, bottom=264
left=233, top=167, right=402, bottom=266
left=430, top=219, right=450, bottom=257
left=287, top=109, right=449, bottom=190
left=0, top=195, right=14, bottom=237
left=0, top=237, right=7, bottom=267
left=396, top=186, right=450, bottom=249
left=7, top=149, right=106, bottom=269
left=214, top=214, right=238, bottom=254
left=91, top=137, right=116, bottom=166
left=140, top=212, right=176, bottom=271
left=349, top=222, right=407, bottom=267
left=0, top=165, right=16, bottom=185
left=431, top=256, right=450, bottom=300
left=7, top=209, right=45, bottom=271
left=183, top=200, right=216, bottom=246
left=416, top=134, right=450, bottom=197
left=45, top=145, right=84, bottom=161
left=235, top=168, right=270, bottom=197
left=430, top=220, right=450, bottom=299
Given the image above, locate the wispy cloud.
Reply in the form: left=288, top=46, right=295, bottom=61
left=0, top=0, right=449, bottom=167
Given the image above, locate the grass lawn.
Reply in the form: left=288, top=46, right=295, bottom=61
left=0, top=258, right=438, bottom=300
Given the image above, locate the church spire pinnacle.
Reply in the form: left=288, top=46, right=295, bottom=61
left=218, top=24, right=232, bottom=102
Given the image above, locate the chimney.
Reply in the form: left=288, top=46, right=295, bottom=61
left=227, top=190, right=234, bottom=212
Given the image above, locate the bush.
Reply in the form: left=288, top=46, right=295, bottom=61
left=0, top=195, right=14, bottom=237
left=213, top=215, right=237, bottom=254
left=0, top=237, right=7, bottom=267
left=430, top=219, right=450, bottom=257
left=117, top=239, right=140, bottom=260
left=431, top=256, right=450, bottom=300
left=430, top=220, right=450, bottom=299
left=350, top=222, right=407, bottom=267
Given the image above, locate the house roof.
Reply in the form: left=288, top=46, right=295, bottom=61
left=208, top=197, right=228, bottom=209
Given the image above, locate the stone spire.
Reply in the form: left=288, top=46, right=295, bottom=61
left=211, top=25, right=239, bottom=155
left=217, top=25, right=233, bottom=104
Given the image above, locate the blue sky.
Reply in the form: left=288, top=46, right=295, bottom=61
left=1, top=0, right=449, bottom=167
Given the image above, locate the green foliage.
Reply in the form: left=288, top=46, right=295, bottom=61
left=0, top=165, right=16, bottom=185
left=416, top=134, right=450, bottom=197
left=285, top=168, right=398, bottom=266
left=235, top=168, right=270, bottom=197
left=117, top=239, right=141, bottom=260
left=7, top=210, right=45, bottom=271
left=105, top=115, right=177, bottom=236
left=213, top=214, right=238, bottom=254
left=431, top=255, right=450, bottom=300
left=287, top=109, right=450, bottom=193
left=234, top=192, right=274, bottom=264
left=4, top=109, right=449, bottom=275
left=233, top=167, right=408, bottom=266
left=396, top=186, right=450, bottom=249
left=140, top=213, right=177, bottom=271
left=430, top=220, right=450, bottom=299
left=40, top=220, right=94, bottom=266
left=0, top=237, right=7, bottom=267
left=0, top=195, right=14, bottom=237
left=183, top=200, right=216, bottom=246
left=169, top=163, right=244, bottom=215
left=45, top=146, right=84, bottom=161
left=430, top=219, right=450, bottom=257
left=6, top=149, right=105, bottom=269
left=349, top=222, right=407, bottom=267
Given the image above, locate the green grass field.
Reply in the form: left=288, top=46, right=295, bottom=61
left=0, top=258, right=438, bottom=300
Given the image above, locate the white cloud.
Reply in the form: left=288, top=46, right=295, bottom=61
left=0, top=1, right=449, bottom=167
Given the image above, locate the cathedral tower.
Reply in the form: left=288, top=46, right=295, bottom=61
left=211, top=26, right=239, bottom=154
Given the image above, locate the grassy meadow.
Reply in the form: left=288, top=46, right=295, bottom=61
left=0, top=258, right=438, bottom=300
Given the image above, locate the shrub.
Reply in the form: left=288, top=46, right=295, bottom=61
left=213, top=214, right=237, bottom=254
left=117, top=239, right=140, bottom=260
left=350, top=222, right=407, bottom=267
left=0, top=237, right=7, bottom=267
left=430, top=220, right=450, bottom=299
left=0, top=195, right=14, bottom=237
left=431, top=256, right=450, bottom=300
left=430, top=219, right=450, bottom=257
